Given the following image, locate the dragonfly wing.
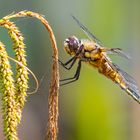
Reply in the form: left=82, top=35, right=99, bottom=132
left=107, top=48, right=131, bottom=59
left=102, top=56, right=140, bottom=103
left=71, top=15, right=103, bottom=46
left=112, top=63, right=139, bottom=99
left=107, top=60, right=140, bottom=102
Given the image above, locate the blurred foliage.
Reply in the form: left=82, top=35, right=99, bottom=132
left=0, top=0, right=140, bottom=140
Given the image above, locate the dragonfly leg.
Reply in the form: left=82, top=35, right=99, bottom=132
left=59, top=56, right=77, bottom=70
left=60, top=60, right=81, bottom=86
left=59, top=44, right=83, bottom=70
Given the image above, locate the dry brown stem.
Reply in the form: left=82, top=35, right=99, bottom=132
left=3, top=10, right=59, bottom=140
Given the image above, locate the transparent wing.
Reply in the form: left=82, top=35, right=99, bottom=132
left=112, top=63, right=139, bottom=97
left=106, top=48, right=131, bottom=59
left=103, top=56, right=140, bottom=103
left=71, top=15, right=103, bottom=46
left=108, top=61, right=140, bottom=102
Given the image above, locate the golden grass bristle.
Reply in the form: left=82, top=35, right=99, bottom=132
left=7, top=55, right=39, bottom=95
left=0, top=10, right=59, bottom=140
left=1, top=19, right=28, bottom=111
left=0, top=42, right=19, bottom=140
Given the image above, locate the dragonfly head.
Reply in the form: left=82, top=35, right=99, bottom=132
left=64, top=36, right=80, bottom=55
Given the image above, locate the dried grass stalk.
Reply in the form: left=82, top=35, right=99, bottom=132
left=0, top=10, right=59, bottom=140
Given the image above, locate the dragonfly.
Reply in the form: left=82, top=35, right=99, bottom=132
left=59, top=15, right=140, bottom=104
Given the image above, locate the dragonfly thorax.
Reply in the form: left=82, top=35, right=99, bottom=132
left=64, top=36, right=80, bottom=56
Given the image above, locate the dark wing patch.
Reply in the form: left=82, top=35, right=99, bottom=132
left=71, top=15, right=103, bottom=46
left=107, top=48, right=131, bottom=59
left=112, top=63, right=140, bottom=102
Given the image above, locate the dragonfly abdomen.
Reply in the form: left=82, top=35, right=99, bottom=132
left=98, top=60, right=140, bottom=103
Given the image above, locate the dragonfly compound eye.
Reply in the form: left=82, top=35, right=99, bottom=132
left=64, top=36, right=79, bottom=55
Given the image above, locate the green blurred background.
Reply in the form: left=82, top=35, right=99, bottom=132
left=0, top=0, right=140, bottom=140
